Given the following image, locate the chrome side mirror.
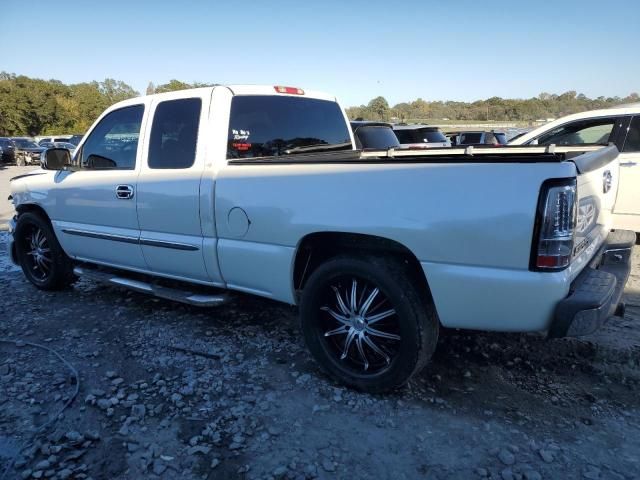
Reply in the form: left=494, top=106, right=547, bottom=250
left=41, top=148, right=71, bottom=170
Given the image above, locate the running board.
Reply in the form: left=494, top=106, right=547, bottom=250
left=73, top=266, right=229, bottom=307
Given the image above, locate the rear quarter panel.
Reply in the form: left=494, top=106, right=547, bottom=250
left=214, top=160, right=577, bottom=331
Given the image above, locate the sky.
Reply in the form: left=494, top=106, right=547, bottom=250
left=2, top=0, right=639, bottom=107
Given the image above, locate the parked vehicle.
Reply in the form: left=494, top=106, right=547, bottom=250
left=11, top=137, right=46, bottom=166
left=392, top=124, right=451, bottom=148
left=37, top=135, right=72, bottom=146
left=510, top=104, right=640, bottom=233
left=449, top=130, right=508, bottom=146
left=67, top=134, right=84, bottom=146
left=350, top=121, right=400, bottom=149
left=8, top=85, right=634, bottom=392
left=0, top=138, right=16, bottom=163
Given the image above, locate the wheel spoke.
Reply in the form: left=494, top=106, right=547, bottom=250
left=324, top=325, right=349, bottom=337
left=331, top=286, right=350, bottom=315
left=363, top=334, right=391, bottom=365
left=366, top=308, right=396, bottom=325
left=350, top=279, right=358, bottom=312
left=359, top=287, right=379, bottom=316
left=340, top=329, right=357, bottom=360
left=320, top=306, right=350, bottom=326
left=355, top=336, right=369, bottom=371
left=365, top=326, right=400, bottom=341
left=40, top=259, right=50, bottom=273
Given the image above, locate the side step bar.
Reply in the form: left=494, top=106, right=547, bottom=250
left=73, top=266, right=230, bottom=307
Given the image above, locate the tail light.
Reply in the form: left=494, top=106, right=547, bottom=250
left=531, top=178, right=577, bottom=271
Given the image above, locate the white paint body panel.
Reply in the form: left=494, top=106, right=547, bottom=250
left=8, top=86, right=622, bottom=334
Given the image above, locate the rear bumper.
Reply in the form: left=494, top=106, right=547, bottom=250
left=549, top=230, right=635, bottom=338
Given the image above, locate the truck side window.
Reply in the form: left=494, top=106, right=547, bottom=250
left=623, top=116, right=640, bottom=152
left=149, top=98, right=201, bottom=169
left=227, top=96, right=351, bottom=159
left=80, top=105, right=144, bottom=169
left=536, top=118, right=615, bottom=145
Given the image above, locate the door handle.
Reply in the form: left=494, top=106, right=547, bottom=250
left=116, top=185, right=134, bottom=199
left=619, top=161, right=637, bottom=167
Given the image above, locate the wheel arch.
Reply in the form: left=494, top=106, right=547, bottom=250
left=16, top=203, right=52, bottom=224
left=292, top=231, right=435, bottom=311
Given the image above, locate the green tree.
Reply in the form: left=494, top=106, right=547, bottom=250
left=155, top=79, right=192, bottom=93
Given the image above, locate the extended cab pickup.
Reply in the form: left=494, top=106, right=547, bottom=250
left=8, top=85, right=635, bottom=392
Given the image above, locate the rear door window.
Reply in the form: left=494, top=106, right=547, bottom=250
left=623, top=116, right=640, bottom=152
left=536, top=118, right=615, bottom=145
left=149, top=98, right=201, bottom=169
left=227, top=96, right=351, bottom=159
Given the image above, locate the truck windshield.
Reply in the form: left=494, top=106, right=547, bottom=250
left=227, top=96, right=352, bottom=159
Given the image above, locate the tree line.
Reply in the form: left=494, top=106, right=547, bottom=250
left=0, top=73, right=214, bottom=136
left=347, top=91, right=639, bottom=125
left=1, top=72, right=638, bottom=136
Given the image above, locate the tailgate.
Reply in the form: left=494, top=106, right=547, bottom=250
left=569, top=145, right=620, bottom=278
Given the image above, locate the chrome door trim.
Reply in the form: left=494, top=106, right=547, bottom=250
left=62, top=228, right=139, bottom=244
left=62, top=228, right=200, bottom=251
left=139, top=238, right=199, bottom=251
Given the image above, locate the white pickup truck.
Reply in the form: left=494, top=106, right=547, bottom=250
left=7, top=85, right=635, bottom=392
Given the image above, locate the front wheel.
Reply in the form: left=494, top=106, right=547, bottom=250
left=14, top=212, right=75, bottom=290
left=300, top=255, right=438, bottom=392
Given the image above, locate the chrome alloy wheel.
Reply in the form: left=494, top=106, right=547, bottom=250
left=320, top=278, right=401, bottom=374
left=24, top=227, right=52, bottom=280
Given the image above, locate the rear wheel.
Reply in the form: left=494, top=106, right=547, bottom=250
left=300, top=255, right=438, bottom=392
left=14, top=212, right=75, bottom=290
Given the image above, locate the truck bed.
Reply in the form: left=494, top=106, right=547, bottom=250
left=228, top=144, right=608, bottom=165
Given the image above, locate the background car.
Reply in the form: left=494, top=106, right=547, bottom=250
left=0, top=137, right=16, bottom=163
left=67, top=134, right=84, bottom=146
left=37, top=135, right=72, bottom=145
left=509, top=104, right=640, bottom=233
left=11, top=137, right=46, bottom=166
left=350, top=121, right=401, bottom=150
left=392, top=124, right=451, bottom=148
left=449, top=130, right=508, bottom=146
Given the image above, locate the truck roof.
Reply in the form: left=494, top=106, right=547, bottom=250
left=103, top=85, right=340, bottom=117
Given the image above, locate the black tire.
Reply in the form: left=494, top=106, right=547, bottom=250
left=14, top=212, right=75, bottom=290
left=300, top=255, right=438, bottom=392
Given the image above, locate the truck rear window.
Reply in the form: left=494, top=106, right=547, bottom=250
left=227, top=96, right=352, bottom=159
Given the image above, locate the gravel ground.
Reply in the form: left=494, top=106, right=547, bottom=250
left=0, top=165, right=639, bottom=480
